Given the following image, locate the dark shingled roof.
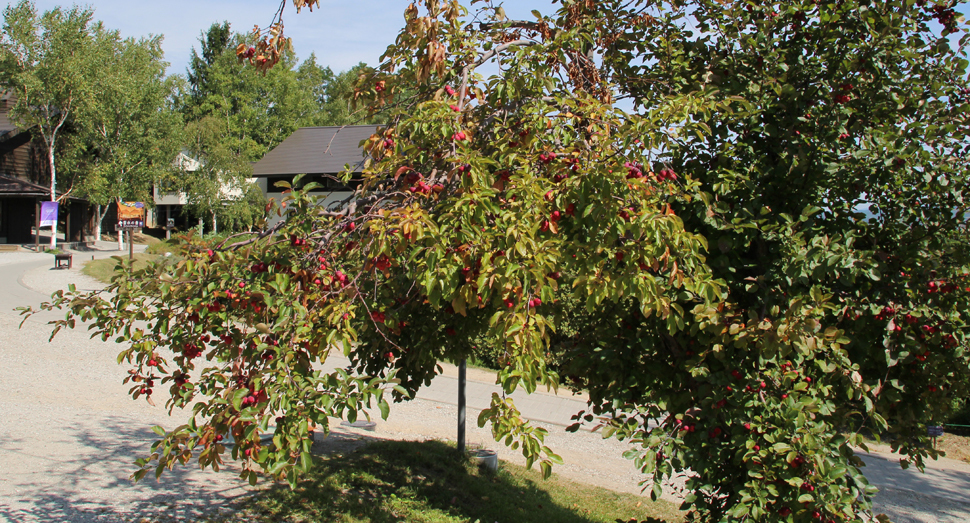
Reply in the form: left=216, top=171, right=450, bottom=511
left=252, top=125, right=381, bottom=177
left=0, top=173, right=48, bottom=196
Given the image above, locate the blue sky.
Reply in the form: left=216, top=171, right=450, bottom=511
left=17, top=1, right=970, bottom=78
left=22, top=0, right=560, bottom=76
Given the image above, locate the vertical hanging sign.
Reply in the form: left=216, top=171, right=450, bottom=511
left=39, top=201, right=58, bottom=228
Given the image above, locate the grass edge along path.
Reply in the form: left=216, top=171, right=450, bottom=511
left=221, top=439, right=683, bottom=523
left=81, top=253, right=161, bottom=283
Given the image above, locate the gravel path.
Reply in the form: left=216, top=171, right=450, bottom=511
left=1, top=250, right=255, bottom=523
left=2, top=250, right=969, bottom=522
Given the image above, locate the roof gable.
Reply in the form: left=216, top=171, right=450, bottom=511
left=252, top=125, right=380, bottom=177
left=0, top=172, right=48, bottom=196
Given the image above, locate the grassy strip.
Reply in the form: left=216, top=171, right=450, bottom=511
left=936, top=433, right=970, bottom=464
left=81, top=253, right=161, bottom=283
left=228, top=439, right=680, bottom=523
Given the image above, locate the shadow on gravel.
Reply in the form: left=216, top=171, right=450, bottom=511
left=860, top=451, right=970, bottom=503
left=0, top=416, right=253, bottom=523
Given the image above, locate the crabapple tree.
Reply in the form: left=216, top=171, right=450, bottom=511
left=21, top=1, right=970, bottom=522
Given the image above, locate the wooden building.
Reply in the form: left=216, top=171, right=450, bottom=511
left=0, top=91, right=90, bottom=245
left=251, top=125, right=378, bottom=227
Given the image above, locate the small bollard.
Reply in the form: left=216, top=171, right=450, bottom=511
left=470, top=449, right=498, bottom=471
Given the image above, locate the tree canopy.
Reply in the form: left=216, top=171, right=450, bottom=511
left=22, top=1, right=970, bottom=522
left=0, top=0, right=97, bottom=247
left=175, top=22, right=374, bottom=232
left=68, top=27, right=182, bottom=239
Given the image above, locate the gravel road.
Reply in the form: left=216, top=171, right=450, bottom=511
left=1, top=249, right=969, bottom=522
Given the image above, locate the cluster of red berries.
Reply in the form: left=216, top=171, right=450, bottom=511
left=656, top=168, right=678, bottom=181
left=624, top=161, right=644, bottom=179
left=832, top=83, right=853, bottom=104
left=538, top=151, right=558, bottom=164
left=927, top=281, right=960, bottom=294
left=183, top=343, right=202, bottom=360
left=930, top=3, right=958, bottom=32
left=409, top=181, right=440, bottom=195
left=371, top=255, right=391, bottom=271
left=451, top=130, right=468, bottom=141
left=874, top=305, right=896, bottom=321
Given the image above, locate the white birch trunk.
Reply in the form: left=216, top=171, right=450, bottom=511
left=93, top=204, right=104, bottom=242
left=48, top=148, right=56, bottom=250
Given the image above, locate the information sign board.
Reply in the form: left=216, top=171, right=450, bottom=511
left=117, top=201, right=146, bottom=229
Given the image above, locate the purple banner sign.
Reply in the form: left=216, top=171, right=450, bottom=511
left=39, top=201, right=58, bottom=228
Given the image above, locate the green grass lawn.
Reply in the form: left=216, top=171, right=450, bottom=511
left=81, top=253, right=161, bottom=283
left=226, top=440, right=681, bottom=523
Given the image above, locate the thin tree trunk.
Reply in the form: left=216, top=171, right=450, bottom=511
left=48, top=147, right=56, bottom=249
left=117, top=200, right=124, bottom=251
left=94, top=204, right=104, bottom=242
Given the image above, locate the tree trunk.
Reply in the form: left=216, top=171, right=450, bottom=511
left=94, top=204, right=103, bottom=242
left=117, top=200, right=124, bottom=251
left=48, top=148, right=56, bottom=250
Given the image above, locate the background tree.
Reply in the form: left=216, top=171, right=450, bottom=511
left=69, top=27, right=182, bottom=245
left=299, top=59, right=382, bottom=126
left=179, top=113, right=264, bottom=234
left=0, top=0, right=97, bottom=248
left=22, top=2, right=970, bottom=523
left=186, top=21, right=231, bottom=112
left=181, top=24, right=330, bottom=161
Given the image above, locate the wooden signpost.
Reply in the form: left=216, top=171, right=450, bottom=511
left=115, top=201, right=146, bottom=261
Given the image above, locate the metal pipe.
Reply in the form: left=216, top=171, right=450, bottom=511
left=458, top=358, right=467, bottom=454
